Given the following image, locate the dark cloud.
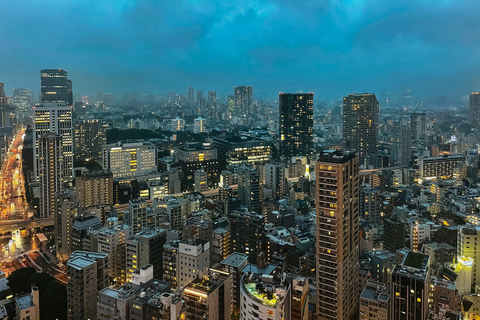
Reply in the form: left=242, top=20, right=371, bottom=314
left=1, top=0, right=479, bottom=100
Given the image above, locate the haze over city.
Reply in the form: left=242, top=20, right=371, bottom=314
left=2, top=0, right=480, bottom=100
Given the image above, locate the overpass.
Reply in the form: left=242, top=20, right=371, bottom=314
left=359, top=166, right=407, bottom=175
left=0, top=217, right=54, bottom=232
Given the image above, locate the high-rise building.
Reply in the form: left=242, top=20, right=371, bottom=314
left=220, top=252, right=249, bottom=312
left=13, top=88, right=33, bottom=123
left=187, top=86, right=194, bottom=107
left=279, top=93, right=314, bottom=160
left=163, top=240, right=180, bottom=289
left=384, top=219, right=406, bottom=253
left=73, top=118, right=107, bottom=160
left=129, top=199, right=155, bottom=235
left=193, top=116, right=206, bottom=133
left=390, top=251, right=430, bottom=320
left=470, top=92, right=480, bottom=128
left=316, top=150, right=359, bottom=320
left=230, top=208, right=264, bottom=263
left=102, top=142, right=157, bottom=178
left=40, top=69, right=72, bottom=106
left=360, top=186, right=381, bottom=225
left=208, top=91, right=217, bottom=105
left=389, top=122, right=412, bottom=166
left=126, top=228, right=166, bottom=281
left=67, top=251, right=109, bottom=320
left=33, top=103, right=73, bottom=180
left=234, top=86, right=253, bottom=116
left=265, top=162, right=285, bottom=200
left=38, top=133, right=63, bottom=218
left=75, top=170, right=114, bottom=208
left=55, top=189, right=78, bottom=261
left=183, top=268, right=232, bottom=320
left=177, top=239, right=210, bottom=288
left=212, top=228, right=231, bottom=264
left=410, top=113, right=427, bottom=145
left=343, top=93, right=379, bottom=167
left=237, top=164, right=260, bottom=213
left=196, top=90, right=204, bottom=112
left=458, top=225, right=480, bottom=286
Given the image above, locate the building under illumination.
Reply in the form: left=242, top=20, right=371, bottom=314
left=234, top=86, right=253, bottom=117
left=213, top=135, right=273, bottom=170
left=315, top=150, right=359, bottom=320
left=279, top=92, right=314, bottom=161
left=73, top=118, right=107, bottom=160
left=40, top=69, right=72, bottom=106
left=103, top=142, right=157, bottom=178
left=33, top=103, right=73, bottom=181
left=417, top=154, right=466, bottom=179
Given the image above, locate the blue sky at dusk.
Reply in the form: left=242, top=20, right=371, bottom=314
left=1, top=0, right=480, bottom=100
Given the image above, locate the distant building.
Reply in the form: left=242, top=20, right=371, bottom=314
left=73, top=118, right=107, bottom=160
left=193, top=116, right=206, bottom=133
left=411, top=113, right=427, bottom=145
left=40, top=69, right=72, bottom=106
left=234, top=86, right=253, bottom=117
left=194, top=168, right=208, bottom=192
left=213, top=135, right=273, bottom=170
left=265, top=162, right=285, bottom=200
left=237, top=164, right=260, bottom=213
left=470, top=92, right=480, bottom=128
left=360, top=187, right=381, bottom=225
left=103, top=142, right=157, bottom=178
left=390, top=122, right=411, bottom=166
left=174, top=142, right=218, bottom=180
left=13, top=88, right=33, bottom=123
left=279, top=92, right=314, bottom=161
left=343, top=93, right=379, bottom=167
left=417, top=155, right=465, bottom=179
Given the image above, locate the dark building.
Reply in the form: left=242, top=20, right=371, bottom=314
left=40, top=69, right=73, bottom=106
left=234, top=86, right=253, bottom=117
left=279, top=92, right=314, bottom=161
left=470, top=92, right=480, bottom=128
left=229, top=208, right=265, bottom=264
left=174, top=142, right=218, bottom=181
left=71, top=215, right=102, bottom=251
left=384, top=219, right=406, bottom=253
left=343, top=93, right=379, bottom=167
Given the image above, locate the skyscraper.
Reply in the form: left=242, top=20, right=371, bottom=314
left=470, top=92, right=480, bottom=128
left=13, top=88, right=33, bottom=123
left=234, top=86, right=253, bottom=117
left=343, top=93, right=379, bottom=168
left=196, top=90, right=204, bottom=113
left=187, top=86, right=194, bottom=107
left=38, top=133, right=63, bottom=218
left=33, top=103, right=73, bottom=180
left=390, top=122, right=412, bottom=166
left=40, top=69, right=72, bottom=106
left=229, top=208, right=264, bottom=264
left=410, top=113, right=427, bottom=144
left=279, top=92, right=314, bottom=161
left=55, top=189, right=77, bottom=261
left=316, top=150, right=359, bottom=320
left=73, top=118, right=107, bottom=160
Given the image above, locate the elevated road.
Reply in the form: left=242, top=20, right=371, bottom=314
left=0, top=217, right=55, bottom=232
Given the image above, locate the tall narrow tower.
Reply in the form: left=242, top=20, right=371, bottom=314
left=470, top=92, right=480, bottom=128
left=343, top=93, right=379, bottom=168
left=279, top=92, right=314, bottom=161
left=234, top=86, right=253, bottom=117
left=316, top=150, right=359, bottom=320
left=38, top=133, right=63, bottom=218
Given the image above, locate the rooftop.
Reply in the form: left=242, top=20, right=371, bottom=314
left=241, top=272, right=289, bottom=309
left=221, top=252, right=249, bottom=268
left=403, top=252, right=429, bottom=270
left=360, top=281, right=389, bottom=303
left=318, top=149, right=356, bottom=163
left=15, top=293, right=35, bottom=310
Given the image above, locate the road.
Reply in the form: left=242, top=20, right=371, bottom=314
left=0, top=128, right=27, bottom=220
left=28, top=251, right=67, bottom=284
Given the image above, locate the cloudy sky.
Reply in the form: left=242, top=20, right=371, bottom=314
left=1, top=0, right=480, bottom=100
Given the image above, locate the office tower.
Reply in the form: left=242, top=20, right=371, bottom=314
left=38, top=133, right=63, bottom=218
left=194, top=168, right=208, bottom=192
left=410, top=113, right=427, bottom=144
left=129, top=199, right=155, bottom=234
left=174, top=142, right=218, bottom=179
left=360, top=186, right=381, bottom=225
left=343, top=93, right=379, bottom=167
left=102, top=142, right=157, bottom=178
left=390, top=122, right=412, bottom=166
left=240, top=270, right=291, bottom=320
left=316, top=150, right=359, bottom=320
left=237, top=164, right=261, bottom=213
left=163, top=240, right=180, bottom=289
left=359, top=281, right=389, bottom=320
left=196, top=90, right=204, bottom=112
left=417, top=154, right=465, bottom=179
left=213, top=135, right=273, bottom=170
left=75, top=170, right=114, bottom=208
left=13, top=88, right=33, bottom=123
left=234, top=86, right=253, bottom=116
left=33, top=103, right=73, bottom=180
left=177, top=239, right=210, bottom=288
left=90, top=218, right=130, bottom=283
left=126, top=228, right=166, bottom=281
left=187, top=86, right=194, bottom=107
left=55, top=190, right=78, bottom=261
left=73, top=118, right=107, bottom=160
left=391, top=251, right=430, bottom=320
left=193, top=116, right=206, bottom=133
left=279, top=92, right=314, bottom=160
left=265, top=162, right=285, bottom=200
left=220, top=253, right=249, bottom=312
left=183, top=268, right=232, bottom=320
left=67, top=251, right=109, bottom=320
left=230, top=208, right=264, bottom=263
left=470, top=92, right=480, bottom=128
left=458, top=225, right=480, bottom=286
left=384, top=219, right=406, bottom=253
left=40, top=69, right=72, bottom=106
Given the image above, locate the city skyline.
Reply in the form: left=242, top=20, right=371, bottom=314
left=1, top=1, right=480, bottom=99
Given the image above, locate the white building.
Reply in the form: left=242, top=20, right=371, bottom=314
left=193, top=117, right=206, bottom=133
left=103, top=142, right=157, bottom=178
left=410, top=222, right=431, bottom=251
left=171, top=117, right=185, bottom=131
left=177, top=239, right=210, bottom=288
